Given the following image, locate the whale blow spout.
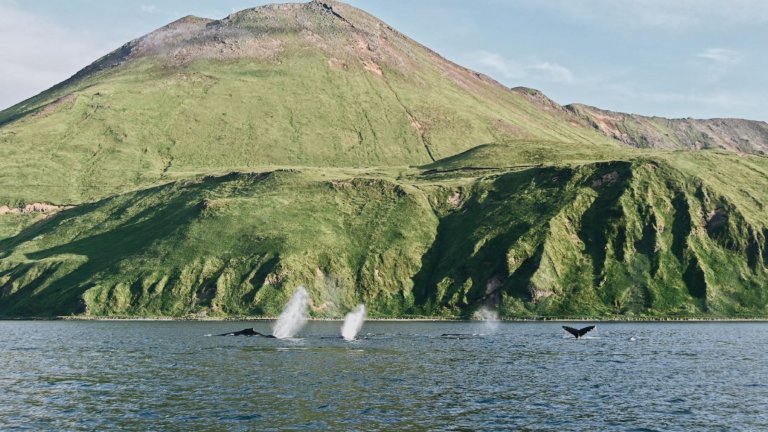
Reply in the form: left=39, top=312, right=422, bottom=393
left=472, top=307, right=500, bottom=333
left=272, top=286, right=309, bottom=339
left=341, top=304, right=366, bottom=341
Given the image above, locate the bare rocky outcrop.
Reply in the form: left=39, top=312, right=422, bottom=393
left=565, top=103, right=768, bottom=154
left=511, top=87, right=572, bottom=118
left=513, top=86, right=768, bottom=155
left=59, top=0, right=513, bottom=96
left=0, top=203, right=73, bottom=216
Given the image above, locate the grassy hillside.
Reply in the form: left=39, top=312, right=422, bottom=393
left=1, top=1, right=767, bottom=318
left=2, top=151, right=767, bottom=318
left=0, top=1, right=617, bottom=205
left=0, top=170, right=436, bottom=317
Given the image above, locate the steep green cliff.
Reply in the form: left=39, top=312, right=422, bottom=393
left=2, top=153, right=767, bottom=318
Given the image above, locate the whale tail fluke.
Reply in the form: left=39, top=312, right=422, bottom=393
left=562, top=325, right=595, bottom=338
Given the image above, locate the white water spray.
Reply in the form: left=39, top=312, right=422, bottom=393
left=341, top=304, right=366, bottom=341
left=473, top=307, right=499, bottom=333
left=272, top=286, right=309, bottom=339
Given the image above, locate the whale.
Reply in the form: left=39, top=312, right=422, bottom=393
left=562, top=325, right=595, bottom=339
left=218, top=328, right=276, bottom=337
left=440, top=333, right=479, bottom=338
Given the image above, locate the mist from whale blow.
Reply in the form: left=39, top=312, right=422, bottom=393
left=272, top=286, right=309, bottom=339
left=473, top=307, right=499, bottom=333
left=341, top=304, right=366, bottom=341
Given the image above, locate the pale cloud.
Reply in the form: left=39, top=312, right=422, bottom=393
left=529, top=62, right=574, bottom=84
left=637, top=91, right=748, bottom=109
left=0, top=2, right=116, bottom=109
left=696, top=48, right=743, bottom=82
left=601, top=83, right=760, bottom=118
left=530, top=0, right=768, bottom=29
left=140, top=4, right=158, bottom=14
left=697, top=48, right=742, bottom=65
left=471, top=50, right=574, bottom=84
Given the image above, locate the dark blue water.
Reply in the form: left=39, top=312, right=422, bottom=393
left=1, top=321, right=766, bottom=431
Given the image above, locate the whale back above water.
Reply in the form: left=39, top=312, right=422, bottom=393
left=218, top=328, right=275, bottom=337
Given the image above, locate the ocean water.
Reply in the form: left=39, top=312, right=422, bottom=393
left=1, top=321, right=766, bottom=431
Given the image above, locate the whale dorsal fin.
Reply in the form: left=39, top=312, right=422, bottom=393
left=219, top=327, right=266, bottom=336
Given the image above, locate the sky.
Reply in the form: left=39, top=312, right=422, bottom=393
left=0, top=0, right=766, bottom=120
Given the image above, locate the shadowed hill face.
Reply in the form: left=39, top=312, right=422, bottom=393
left=3, top=160, right=768, bottom=318
left=0, top=0, right=619, bottom=204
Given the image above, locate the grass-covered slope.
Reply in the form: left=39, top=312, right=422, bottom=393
left=0, top=0, right=617, bottom=205
left=0, top=170, right=435, bottom=317
left=2, top=153, right=767, bottom=318
left=1, top=1, right=767, bottom=318
left=415, top=153, right=768, bottom=318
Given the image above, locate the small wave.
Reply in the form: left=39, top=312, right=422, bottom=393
left=439, top=333, right=480, bottom=339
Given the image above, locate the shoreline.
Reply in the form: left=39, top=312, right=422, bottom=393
left=3, top=316, right=768, bottom=323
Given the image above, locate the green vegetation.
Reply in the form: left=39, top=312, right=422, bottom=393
left=0, top=12, right=617, bottom=205
left=2, top=154, right=767, bottom=318
left=1, top=1, right=767, bottom=318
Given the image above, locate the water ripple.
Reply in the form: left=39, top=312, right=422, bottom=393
left=1, top=321, right=767, bottom=430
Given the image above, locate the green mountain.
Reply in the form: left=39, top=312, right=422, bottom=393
left=1, top=0, right=767, bottom=318
left=0, top=0, right=618, bottom=204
